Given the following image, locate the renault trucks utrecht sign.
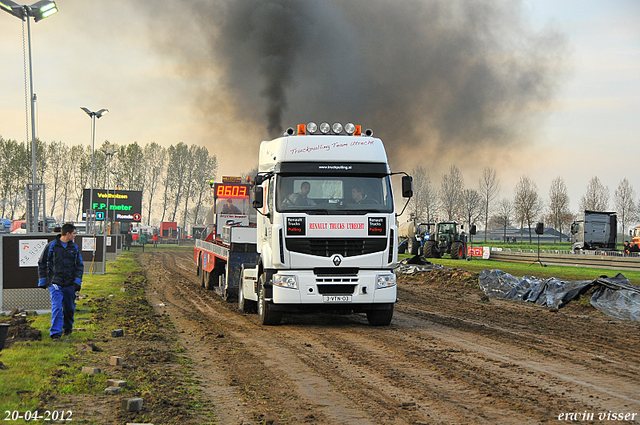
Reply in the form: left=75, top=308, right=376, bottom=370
left=83, top=189, right=143, bottom=222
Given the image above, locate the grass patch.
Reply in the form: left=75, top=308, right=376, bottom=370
left=401, top=254, right=640, bottom=286
left=0, top=248, right=212, bottom=424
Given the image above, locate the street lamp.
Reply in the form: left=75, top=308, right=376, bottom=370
left=100, top=149, right=117, bottom=233
left=1, top=0, right=59, bottom=232
left=110, top=170, right=122, bottom=234
left=81, top=107, right=109, bottom=234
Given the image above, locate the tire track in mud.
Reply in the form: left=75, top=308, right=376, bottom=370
left=141, top=250, right=640, bottom=424
left=148, top=250, right=375, bottom=424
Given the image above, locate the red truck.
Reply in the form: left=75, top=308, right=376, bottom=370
left=160, top=222, right=178, bottom=239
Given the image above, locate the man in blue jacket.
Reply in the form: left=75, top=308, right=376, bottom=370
left=38, top=223, right=84, bottom=341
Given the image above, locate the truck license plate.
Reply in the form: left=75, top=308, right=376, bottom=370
left=323, top=295, right=352, bottom=303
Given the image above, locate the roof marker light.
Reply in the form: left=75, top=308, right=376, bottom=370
left=319, top=122, right=331, bottom=134
left=354, top=125, right=362, bottom=136
left=344, top=123, right=356, bottom=135
left=297, top=124, right=306, bottom=135
left=284, top=127, right=295, bottom=136
left=365, top=128, right=374, bottom=137
left=332, top=122, right=343, bottom=134
left=306, top=122, right=318, bottom=134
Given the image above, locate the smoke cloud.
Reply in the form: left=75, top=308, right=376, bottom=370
left=137, top=0, right=566, bottom=174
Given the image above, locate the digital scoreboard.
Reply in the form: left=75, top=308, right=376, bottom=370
left=82, top=189, right=143, bottom=222
left=214, top=183, right=249, bottom=199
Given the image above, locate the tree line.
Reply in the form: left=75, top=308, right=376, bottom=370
left=407, top=166, right=638, bottom=243
left=0, top=137, right=218, bottom=231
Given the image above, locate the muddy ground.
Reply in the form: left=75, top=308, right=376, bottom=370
left=8, top=248, right=640, bottom=424
left=140, top=249, right=640, bottom=424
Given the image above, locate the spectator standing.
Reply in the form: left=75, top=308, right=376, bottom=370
left=125, top=231, right=133, bottom=250
left=37, top=223, right=83, bottom=341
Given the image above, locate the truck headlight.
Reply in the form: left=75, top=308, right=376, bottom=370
left=273, top=274, right=298, bottom=289
left=376, top=274, right=396, bottom=289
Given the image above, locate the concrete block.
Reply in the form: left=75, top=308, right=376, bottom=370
left=107, top=379, right=127, bottom=388
left=121, top=398, right=143, bottom=412
left=104, top=386, right=121, bottom=395
left=111, top=329, right=124, bottom=337
left=81, top=366, right=101, bottom=375
left=120, top=287, right=128, bottom=292
left=108, top=294, right=115, bottom=299
left=109, top=356, right=123, bottom=366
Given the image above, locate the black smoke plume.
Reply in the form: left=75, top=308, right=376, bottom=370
left=138, top=0, right=565, bottom=170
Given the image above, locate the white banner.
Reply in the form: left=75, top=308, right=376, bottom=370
left=19, top=239, right=49, bottom=267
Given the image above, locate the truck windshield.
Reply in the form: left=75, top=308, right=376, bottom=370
left=276, top=175, right=393, bottom=213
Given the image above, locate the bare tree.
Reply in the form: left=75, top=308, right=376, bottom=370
left=614, top=178, right=637, bottom=241
left=460, top=188, right=482, bottom=231
left=46, top=142, right=69, bottom=217
left=513, top=176, right=544, bottom=243
left=494, top=197, right=513, bottom=242
left=120, top=142, right=146, bottom=191
left=408, top=166, right=438, bottom=223
left=478, top=167, right=499, bottom=241
left=579, top=176, right=609, bottom=211
left=439, top=165, right=464, bottom=221
left=190, top=149, right=218, bottom=226
left=143, top=142, right=167, bottom=225
left=0, top=137, right=23, bottom=218
left=71, top=144, right=91, bottom=221
left=546, top=176, right=571, bottom=243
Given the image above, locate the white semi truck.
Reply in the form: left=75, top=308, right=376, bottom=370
left=196, top=122, right=412, bottom=326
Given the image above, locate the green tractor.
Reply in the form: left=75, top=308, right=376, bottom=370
left=422, top=221, right=467, bottom=260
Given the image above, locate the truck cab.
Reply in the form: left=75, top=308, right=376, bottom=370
left=245, top=122, right=412, bottom=325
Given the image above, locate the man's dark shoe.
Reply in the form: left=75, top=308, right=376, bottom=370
left=51, top=334, right=61, bottom=342
left=63, top=329, right=72, bottom=336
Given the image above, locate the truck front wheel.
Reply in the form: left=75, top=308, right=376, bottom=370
left=258, top=275, right=282, bottom=326
left=366, top=304, right=394, bottom=326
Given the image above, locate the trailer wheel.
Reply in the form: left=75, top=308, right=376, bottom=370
left=221, top=272, right=237, bottom=303
left=258, top=275, right=282, bottom=326
left=200, top=269, right=206, bottom=288
left=366, top=304, right=394, bottom=326
left=206, top=269, right=217, bottom=290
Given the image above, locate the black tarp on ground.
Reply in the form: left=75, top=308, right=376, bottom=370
left=394, top=255, right=446, bottom=275
left=478, top=270, right=640, bottom=321
left=590, top=274, right=640, bottom=321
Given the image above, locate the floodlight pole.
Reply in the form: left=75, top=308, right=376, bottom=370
left=81, top=107, right=108, bottom=234
left=2, top=1, right=59, bottom=232
left=25, top=7, right=36, bottom=188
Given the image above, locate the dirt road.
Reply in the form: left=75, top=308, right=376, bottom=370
left=140, top=249, right=640, bottom=424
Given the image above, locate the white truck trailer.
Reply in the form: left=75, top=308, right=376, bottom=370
left=197, top=122, right=412, bottom=326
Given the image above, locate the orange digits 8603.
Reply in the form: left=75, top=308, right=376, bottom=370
left=214, top=184, right=248, bottom=198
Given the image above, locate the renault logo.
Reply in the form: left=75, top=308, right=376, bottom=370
left=332, top=255, right=342, bottom=266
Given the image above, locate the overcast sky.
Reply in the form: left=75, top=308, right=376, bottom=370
left=0, top=0, right=639, bottom=221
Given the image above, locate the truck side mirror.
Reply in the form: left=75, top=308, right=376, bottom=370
left=254, top=174, right=265, bottom=185
left=470, top=225, right=476, bottom=235
left=402, top=175, right=413, bottom=198
left=252, top=186, right=264, bottom=209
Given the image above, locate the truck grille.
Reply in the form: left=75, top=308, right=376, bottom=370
left=286, top=238, right=387, bottom=257
left=317, top=284, right=357, bottom=295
